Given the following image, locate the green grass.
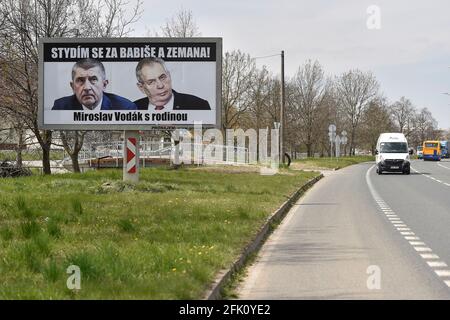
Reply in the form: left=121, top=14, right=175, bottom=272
left=0, top=166, right=318, bottom=299
left=0, top=150, right=64, bottom=161
left=293, top=155, right=374, bottom=170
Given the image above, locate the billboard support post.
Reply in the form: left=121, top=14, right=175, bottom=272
left=123, top=130, right=140, bottom=183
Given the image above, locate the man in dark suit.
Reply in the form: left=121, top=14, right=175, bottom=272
left=134, top=57, right=211, bottom=111
left=52, top=58, right=136, bottom=111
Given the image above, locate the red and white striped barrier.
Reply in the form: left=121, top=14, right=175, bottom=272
left=126, top=137, right=137, bottom=173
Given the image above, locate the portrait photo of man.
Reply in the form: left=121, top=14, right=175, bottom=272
left=134, top=57, right=211, bottom=111
left=52, top=58, right=137, bottom=111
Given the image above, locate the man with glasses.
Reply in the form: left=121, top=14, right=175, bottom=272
left=134, top=57, right=211, bottom=111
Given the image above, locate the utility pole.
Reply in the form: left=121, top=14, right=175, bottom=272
left=280, top=50, right=285, bottom=164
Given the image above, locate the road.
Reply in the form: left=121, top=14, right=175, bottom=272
left=237, top=160, right=450, bottom=299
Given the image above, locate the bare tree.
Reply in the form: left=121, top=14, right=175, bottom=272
left=390, top=96, right=415, bottom=136
left=52, top=131, right=87, bottom=172
left=335, top=69, right=379, bottom=155
left=290, top=60, right=329, bottom=157
left=360, top=97, right=394, bottom=155
left=59, top=0, right=143, bottom=172
left=0, top=0, right=142, bottom=174
left=245, top=67, right=282, bottom=130
left=410, top=107, right=438, bottom=147
left=158, top=8, right=200, bottom=37
left=222, top=50, right=256, bottom=130
left=246, top=66, right=270, bottom=131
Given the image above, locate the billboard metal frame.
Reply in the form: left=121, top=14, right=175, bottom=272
left=38, top=37, right=222, bottom=131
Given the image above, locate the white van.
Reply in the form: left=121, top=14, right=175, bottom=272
left=375, top=133, right=412, bottom=175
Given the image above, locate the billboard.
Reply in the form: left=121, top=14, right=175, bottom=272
left=38, top=38, right=222, bottom=130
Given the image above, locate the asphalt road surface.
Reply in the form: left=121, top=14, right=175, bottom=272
left=237, top=160, right=450, bottom=299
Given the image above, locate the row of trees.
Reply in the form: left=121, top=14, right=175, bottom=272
left=0, top=4, right=443, bottom=174
left=222, top=53, right=441, bottom=157
left=0, top=0, right=143, bottom=173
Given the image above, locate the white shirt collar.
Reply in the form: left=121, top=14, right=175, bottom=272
left=148, top=94, right=174, bottom=111
left=82, top=97, right=102, bottom=111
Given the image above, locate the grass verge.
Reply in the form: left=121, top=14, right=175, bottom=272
left=292, top=155, right=374, bottom=170
left=0, top=166, right=318, bottom=299
left=0, top=150, right=65, bottom=162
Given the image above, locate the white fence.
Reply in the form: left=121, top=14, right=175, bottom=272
left=78, top=141, right=173, bottom=162
left=78, top=141, right=253, bottom=166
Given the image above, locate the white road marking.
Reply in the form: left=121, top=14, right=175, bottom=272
left=414, top=247, right=433, bottom=252
left=427, top=261, right=448, bottom=268
left=366, top=165, right=450, bottom=290
left=438, top=163, right=450, bottom=170
left=409, top=241, right=426, bottom=246
left=421, top=254, right=440, bottom=259
left=412, top=165, right=450, bottom=188
left=435, top=270, right=450, bottom=277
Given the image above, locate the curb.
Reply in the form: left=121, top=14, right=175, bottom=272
left=203, top=173, right=324, bottom=300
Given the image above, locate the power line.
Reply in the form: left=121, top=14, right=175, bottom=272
left=252, top=53, right=280, bottom=60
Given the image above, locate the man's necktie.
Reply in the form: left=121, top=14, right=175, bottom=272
left=155, top=105, right=164, bottom=110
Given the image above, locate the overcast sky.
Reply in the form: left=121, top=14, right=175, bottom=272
left=132, top=0, right=450, bottom=129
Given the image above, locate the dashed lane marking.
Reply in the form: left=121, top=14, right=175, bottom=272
left=427, top=261, right=448, bottom=268
left=366, top=165, right=450, bottom=291
left=435, top=270, right=450, bottom=277
left=414, top=247, right=433, bottom=252
left=437, top=163, right=450, bottom=171
left=421, top=254, right=440, bottom=259
left=409, top=241, right=426, bottom=246
left=412, top=165, right=450, bottom=188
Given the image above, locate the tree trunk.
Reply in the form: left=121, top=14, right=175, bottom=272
left=16, top=149, right=23, bottom=167
left=15, top=131, right=23, bottom=168
left=306, top=143, right=312, bottom=157
left=59, top=130, right=86, bottom=173
left=349, top=129, right=356, bottom=157
left=40, top=130, right=53, bottom=175
left=70, top=153, right=80, bottom=173
left=42, top=145, right=51, bottom=174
